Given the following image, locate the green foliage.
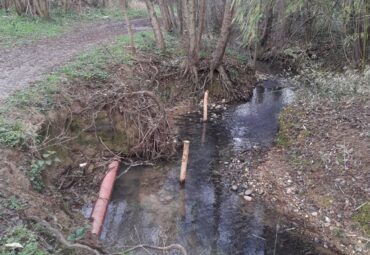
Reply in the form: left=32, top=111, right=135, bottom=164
left=0, top=118, right=27, bottom=148
left=0, top=9, right=65, bottom=48
left=4, top=196, right=23, bottom=211
left=67, top=226, right=88, bottom=241
left=6, top=75, right=60, bottom=109
left=0, top=225, right=46, bottom=255
left=27, top=151, right=60, bottom=192
left=292, top=65, right=370, bottom=100
left=61, top=31, right=154, bottom=80
left=352, top=202, right=370, bottom=235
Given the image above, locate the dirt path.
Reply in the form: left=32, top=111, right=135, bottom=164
left=0, top=18, right=150, bottom=100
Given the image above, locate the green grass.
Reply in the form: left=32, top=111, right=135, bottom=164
left=0, top=7, right=148, bottom=48
left=61, top=31, right=156, bottom=80
left=352, top=202, right=370, bottom=236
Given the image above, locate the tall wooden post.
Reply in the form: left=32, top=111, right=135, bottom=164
left=180, top=140, right=190, bottom=184
left=203, top=90, right=209, bottom=122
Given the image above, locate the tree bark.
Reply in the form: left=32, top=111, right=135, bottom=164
left=158, top=0, right=174, bottom=32
left=210, top=0, right=235, bottom=73
left=181, top=0, right=188, bottom=37
left=168, top=0, right=178, bottom=31
left=195, top=0, right=206, bottom=56
left=187, top=0, right=198, bottom=64
left=0, top=0, right=10, bottom=10
left=260, top=5, right=274, bottom=48
left=176, top=0, right=183, bottom=34
left=144, top=0, right=166, bottom=50
left=14, top=0, right=27, bottom=16
left=121, top=0, right=136, bottom=54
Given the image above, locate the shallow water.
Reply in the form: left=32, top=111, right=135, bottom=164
left=97, top=81, right=334, bottom=255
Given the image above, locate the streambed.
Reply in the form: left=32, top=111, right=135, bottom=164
left=89, top=80, right=335, bottom=254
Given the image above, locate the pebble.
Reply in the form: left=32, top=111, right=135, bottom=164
left=231, top=185, right=238, bottom=191
left=311, top=212, right=318, bottom=217
left=325, top=216, right=331, bottom=223
left=243, top=196, right=253, bottom=201
left=244, top=189, right=253, bottom=196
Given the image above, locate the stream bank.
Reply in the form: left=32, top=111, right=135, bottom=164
left=94, top=77, right=339, bottom=254
left=0, top=33, right=257, bottom=254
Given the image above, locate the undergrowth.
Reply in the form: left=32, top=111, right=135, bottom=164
left=352, top=202, right=370, bottom=236
left=0, top=225, right=46, bottom=255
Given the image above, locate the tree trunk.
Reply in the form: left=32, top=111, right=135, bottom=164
left=176, top=0, right=183, bottom=34
left=181, top=0, right=188, bottom=37
left=158, top=0, right=174, bottom=32
left=187, top=0, right=198, bottom=64
left=195, top=0, right=206, bottom=56
left=121, top=0, right=136, bottom=54
left=0, top=0, right=10, bottom=10
left=34, top=0, right=50, bottom=19
left=14, top=0, right=27, bottom=15
left=144, top=0, right=165, bottom=50
left=260, top=5, right=273, bottom=48
left=210, top=0, right=235, bottom=74
left=168, top=0, right=178, bottom=31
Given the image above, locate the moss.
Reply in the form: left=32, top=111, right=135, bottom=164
left=352, top=202, right=370, bottom=236
left=277, top=106, right=306, bottom=147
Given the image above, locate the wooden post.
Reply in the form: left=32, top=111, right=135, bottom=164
left=180, top=140, right=190, bottom=184
left=203, top=90, right=209, bottom=122
left=201, top=122, right=206, bottom=145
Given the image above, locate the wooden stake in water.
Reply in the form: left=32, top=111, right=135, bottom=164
left=203, top=90, right=209, bottom=122
left=180, top=140, right=190, bottom=184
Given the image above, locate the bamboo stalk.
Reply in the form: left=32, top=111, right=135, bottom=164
left=180, top=140, right=190, bottom=184
left=203, top=90, right=209, bottom=122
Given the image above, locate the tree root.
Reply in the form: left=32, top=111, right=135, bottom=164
left=27, top=216, right=101, bottom=255
left=27, top=216, right=188, bottom=255
left=113, top=244, right=188, bottom=255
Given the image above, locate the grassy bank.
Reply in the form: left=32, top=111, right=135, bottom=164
left=0, top=30, right=159, bottom=147
left=270, top=61, right=370, bottom=253
left=0, top=7, right=147, bottom=48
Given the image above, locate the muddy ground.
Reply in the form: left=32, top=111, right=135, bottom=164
left=0, top=18, right=150, bottom=100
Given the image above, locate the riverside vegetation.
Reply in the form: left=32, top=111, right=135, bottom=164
left=0, top=0, right=369, bottom=254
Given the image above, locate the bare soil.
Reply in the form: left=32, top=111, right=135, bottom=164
left=0, top=18, right=150, bottom=100
left=223, top=96, right=370, bottom=254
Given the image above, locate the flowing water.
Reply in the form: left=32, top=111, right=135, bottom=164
left=90, top=80, right=335, bottom=254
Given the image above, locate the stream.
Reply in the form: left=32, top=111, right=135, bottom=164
left=88, top=79, right=335, bottom=254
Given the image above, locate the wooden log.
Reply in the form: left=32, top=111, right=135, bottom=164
left=180, top=140, right=190, bottom=184
left=203, top=90, right=209, bottom=122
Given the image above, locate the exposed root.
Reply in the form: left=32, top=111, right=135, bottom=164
left=27, top=216, right=101, bottom=255
left=114, top=244, right=188, bottom=255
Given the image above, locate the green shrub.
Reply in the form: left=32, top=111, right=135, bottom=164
left=0, top=225, right=46, bottom=255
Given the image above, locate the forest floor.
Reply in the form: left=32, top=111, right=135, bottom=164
left=0, top=18, right=150, bottom=100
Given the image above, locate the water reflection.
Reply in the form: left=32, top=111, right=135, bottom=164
left=227, top=82, right=294, bottom=151
left=100, top=81, right=333, bottom=255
